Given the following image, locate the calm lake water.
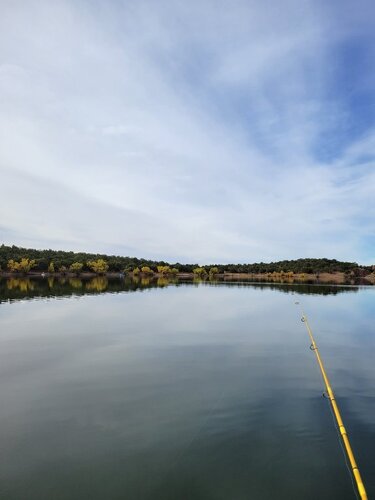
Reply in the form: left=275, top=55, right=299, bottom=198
left=0, top=277, right=374, bottom=499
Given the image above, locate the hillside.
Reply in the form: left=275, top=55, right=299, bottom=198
left=0, top=244, right=372, bottom=275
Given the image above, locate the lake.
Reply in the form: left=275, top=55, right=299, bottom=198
left=0, top=277, right=374, bottom=499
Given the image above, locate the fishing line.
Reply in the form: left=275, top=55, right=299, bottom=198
left=326, top=389, right=360, bottom=500
left=295, top=301, right=367, bottom=500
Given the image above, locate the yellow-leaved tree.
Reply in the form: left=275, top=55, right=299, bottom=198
left=87, top=259, right=109, bottom=274
left=141, top=266, right=153, bottom=275
left=8, top=258, right=36, bottom=274
left=209, top=267, right=219, bottom=277
left=193, top=267, right=207, bottom=277
left=157, top=265, right=170, bottom=275
left=69, top=262, right=83, bottom=275
left=157, top=265, right=178, bottom=276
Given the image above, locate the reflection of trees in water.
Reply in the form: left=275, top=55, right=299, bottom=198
left=85, top=277, right=108, bottom=292
left=7, top=278, right=35, bottom=292
left=69, top=278, right=83, bottom=289
left=193, top=277, right=204, bottom=284
left=157, top=277, right=169, bottom=287
left=203, top=280, right=360, bottom=295
left=0, top=276, right=363, bottom=304
left=157, top=277, right=178, bottom=287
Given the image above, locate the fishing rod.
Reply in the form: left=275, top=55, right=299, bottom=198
left=296, top=303, right=367, bottom=500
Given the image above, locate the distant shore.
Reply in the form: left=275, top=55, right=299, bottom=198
left=220, top=271, right=375, bottom=285
left=1, top=271, right=374, bottom=285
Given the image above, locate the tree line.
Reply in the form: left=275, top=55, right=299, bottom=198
left=0, top=244, right=371, bottom=275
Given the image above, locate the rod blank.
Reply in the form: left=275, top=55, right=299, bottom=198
left=301, top=312, right=367, bottom=500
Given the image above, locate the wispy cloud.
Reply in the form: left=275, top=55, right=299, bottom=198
left=0, top=0, right=374, bottom=263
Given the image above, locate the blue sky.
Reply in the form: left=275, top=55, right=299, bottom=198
left=0, top=0, right=374, bottom=264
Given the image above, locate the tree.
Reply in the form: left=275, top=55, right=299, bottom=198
left=157, top=265, right=179, bottom=276
left=193, top=267, right=207, bottom=277
left=7, top=260, right=17, bottom=272
left=133, top=267, right=140, bottom=275
left=59, top=265, right=67, bottom=275
left=0, top=244, right=367, bottom=276
left=141, top=266, right=153, bottom=275
left=209, top=267, right=219, bottom=276
left=87, top=259, right=109, bottom=274
left=70, top=262, right=83, bottom=275
left=48, top=262, right=55, bottom=273
left=157, top=265, right=170, bottom=275
left=8, top=258, right=36, bottom=274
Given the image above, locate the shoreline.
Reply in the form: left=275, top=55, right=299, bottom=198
left=1, top=271, right=374, bottom=285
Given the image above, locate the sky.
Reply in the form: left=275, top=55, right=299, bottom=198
left=0, top=0, right=374, bottom=264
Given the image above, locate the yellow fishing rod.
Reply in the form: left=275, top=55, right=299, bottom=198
left=298, top=305, right=367, bottom=500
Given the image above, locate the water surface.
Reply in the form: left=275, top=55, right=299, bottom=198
left=0, top=278, right=374, bottom=499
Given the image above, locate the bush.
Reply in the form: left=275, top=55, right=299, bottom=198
left=87, top=259, right=109, bottom=274
left=193, top=267, right=207, bottom=277
left=141, top=266, right=153, bottom=275
left=8, top=258, right=36, bottom=273
left=69, top=262, right=83, bottom=275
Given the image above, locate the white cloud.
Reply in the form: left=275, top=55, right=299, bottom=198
left=0, top=0, right=374, bottom=263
